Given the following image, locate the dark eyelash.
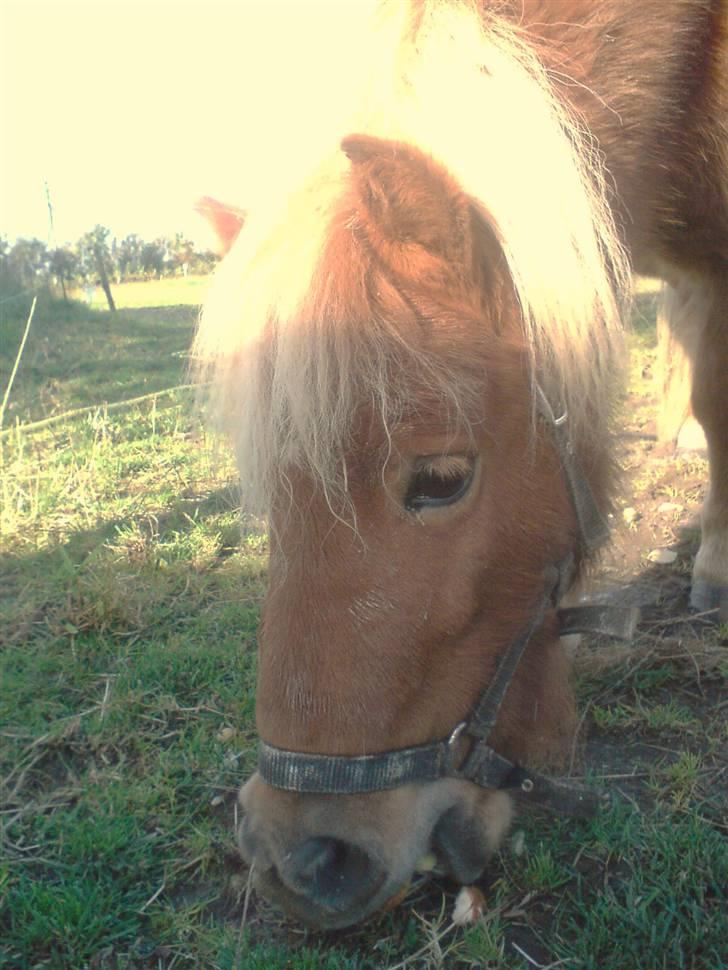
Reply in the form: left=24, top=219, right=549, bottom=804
left=405, top=458, right=474, bottom=511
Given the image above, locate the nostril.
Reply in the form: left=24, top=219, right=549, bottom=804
left=292, top=836, right=343, bottom=881
left=288, top=836, right=383, bottom=911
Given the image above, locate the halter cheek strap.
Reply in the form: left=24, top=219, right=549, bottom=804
left=256, top=388, right=638, bottom=814
left=258, top=564, right=609, bottom=816
left=533, top=384, right=611, bottom=553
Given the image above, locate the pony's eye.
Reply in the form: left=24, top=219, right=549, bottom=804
left=405, top=456, right=475, bottom=511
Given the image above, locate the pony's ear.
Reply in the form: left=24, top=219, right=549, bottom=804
left=341, top=134, right=473, bottom=266
left=194, top=196, right=246, bottom=255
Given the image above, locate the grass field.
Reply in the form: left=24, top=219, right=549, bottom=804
left=1, top=280, right=726, bottom=969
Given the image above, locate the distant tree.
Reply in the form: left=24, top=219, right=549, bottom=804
left=0, top=235, right=18, bottom=299
left=7, top=237, right=49, bottom=288
left=115, top=233, right=144, bottom=281
left=1, top=226, right=219, bottom=303
left=190, top=248, right=219, bottom=275
left=110, top=237, right=119, bottom=283
left=48, top=247, right=79, bottom=301
left=165, top=233, right=196, bottom=277
left=77, top=225, right=109, bottom=279
left=77, top=225, right=115, bottom=310
left=140, top=240, right=165, bottom=279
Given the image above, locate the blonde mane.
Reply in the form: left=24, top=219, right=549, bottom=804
left=193, top=0, right=629, bottom=514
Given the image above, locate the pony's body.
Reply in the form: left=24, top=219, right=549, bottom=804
left=521, top=0, right=728, bottom=613
left=526, top=0, right=728, bottom=274
left=195, top=0, right=728, bottom=929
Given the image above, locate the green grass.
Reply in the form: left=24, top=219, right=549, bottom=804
left=592, top=698, right=700, bottom=733
left=73, top=274, right=212, bottom=310
left=1, top=280, right=726, bottom=968
left=0, top=288, right=200, bottom=425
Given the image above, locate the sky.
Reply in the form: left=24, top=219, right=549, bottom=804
left=1, top=0, right=369, bottom=249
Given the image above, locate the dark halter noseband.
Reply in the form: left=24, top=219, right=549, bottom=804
left=257, top=387, right=638, bottom=816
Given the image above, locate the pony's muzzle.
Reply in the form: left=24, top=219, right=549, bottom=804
left=237, top=770, right=514, bottom=928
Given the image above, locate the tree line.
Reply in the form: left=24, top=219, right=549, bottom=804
left=0, top=224, right=220, bottom=303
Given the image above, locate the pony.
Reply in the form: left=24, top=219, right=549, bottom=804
left=194, top=0, right=728, bottom=930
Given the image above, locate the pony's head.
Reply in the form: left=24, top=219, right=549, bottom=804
left=194, top=1, right=625, bottom=930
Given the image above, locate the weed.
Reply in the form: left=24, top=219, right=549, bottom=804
left=592, top=699, right=699, bottom=734
left=522, top=847, right=572, bottom=892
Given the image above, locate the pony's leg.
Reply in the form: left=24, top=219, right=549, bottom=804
left=656, top=280, right=710, bottom=452
left=655, top=287, right=693, bottom=446
left=685, top=272, right=728, bottom=618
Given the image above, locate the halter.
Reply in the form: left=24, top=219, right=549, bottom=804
left=257, top=388, right=638, bottom=816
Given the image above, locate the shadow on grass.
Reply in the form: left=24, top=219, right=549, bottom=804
left=1, top=480, right=250, bottom=608
left=1, top=298, right=199, bottom=424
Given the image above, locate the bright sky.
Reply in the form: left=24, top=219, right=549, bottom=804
left=1, top=0, right=368, bottom=249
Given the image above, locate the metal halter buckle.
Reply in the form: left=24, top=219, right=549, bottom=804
left=445, top=721, right=467, bottom=771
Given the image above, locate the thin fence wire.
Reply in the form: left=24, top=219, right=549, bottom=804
left=0, top=298, right=37, bottom=436
left=0, top=382, right=208, bottom=440
left=0, top=285, right=42, bottom=307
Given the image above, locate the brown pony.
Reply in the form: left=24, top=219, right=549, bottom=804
left=194, top=0, right=728, bottom=929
